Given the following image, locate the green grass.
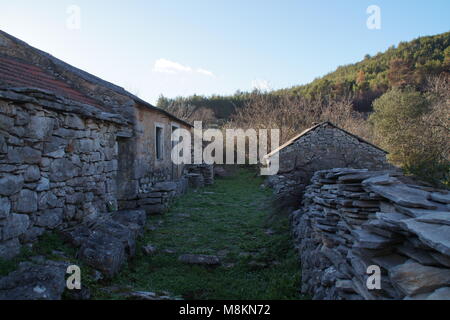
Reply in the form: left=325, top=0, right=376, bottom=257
left=93, top=168, right=303, bottom=300
left=1, top=168, right=303, bottom=300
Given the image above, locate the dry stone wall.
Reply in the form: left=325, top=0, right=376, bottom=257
left=293, top=168, right=450, bottom=300
left=0, top=88, right=130, bottom=260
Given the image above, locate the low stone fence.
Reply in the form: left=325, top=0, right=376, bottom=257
left=293, top=168, right=450, bottom=300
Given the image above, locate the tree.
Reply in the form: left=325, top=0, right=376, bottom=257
left=370, top=85, right=449, bottom=186
left=387, top=58, right=415, bottom=88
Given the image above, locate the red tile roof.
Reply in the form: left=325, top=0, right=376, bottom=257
left=0, top=55, right=104, bottom=109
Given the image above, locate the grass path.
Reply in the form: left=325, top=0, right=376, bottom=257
left=95, top=168, right=301, bottom=300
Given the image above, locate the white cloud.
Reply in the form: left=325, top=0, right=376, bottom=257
left=251, top=79, right=271, bottom=91
left=153, top=58, right=214, bottom=77
left=196, top=68, right=215, bottom=77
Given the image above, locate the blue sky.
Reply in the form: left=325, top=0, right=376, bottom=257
left=0, top=0, right=449, bottom=104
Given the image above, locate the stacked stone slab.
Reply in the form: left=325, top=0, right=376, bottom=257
left=293, top=168, right=450, bottom=300
left=181, top=164, right=215, bottom=189
left=119, top=179, right=187, bottom=215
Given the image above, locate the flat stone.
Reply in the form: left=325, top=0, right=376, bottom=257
left=352, top=229, right=398, bottom=249
left=338, top=172, right=384, bottom=183
left=376, top=211, right=409, bottom=227
left=389, top=260, right=450, bottom=296
left=430, top=252, right=450, bottom=268
left=178, top=254, right=220, bottom=265
left=372, top=254, right=408, bottom=271
left=416, top=212, right=450, bottom=226
left=362, top=174, right=398, bottom=186
left=0, top=174, right=24, bottom=196
left=367, top=183, right=437, bottom=210
left=394, top=205, right=446, bottom=218
left=397, top=245, right=439, bottom=266
left=429, top=192, right=450, bottom=204
left=399, top=219, right=450, bottom=256
left=426, top=287, right=450, bottom=300
left=362, top=220, right=399, bottom=239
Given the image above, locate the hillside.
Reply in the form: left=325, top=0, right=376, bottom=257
left=158, top=31, right=450, bottom=121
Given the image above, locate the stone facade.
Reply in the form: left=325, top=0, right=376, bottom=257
left=293, top=168, right=450, bottom=300
left=0, top=88, right=130, bottom=259
left=265, top=122, right=393, bottom=208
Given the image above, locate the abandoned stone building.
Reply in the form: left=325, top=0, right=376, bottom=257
left=0, top=30, right=195, bottom=260
left=264, top=121, right=395, bottom=205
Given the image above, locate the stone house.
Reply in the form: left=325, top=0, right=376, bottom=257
left=264, top=122, right=394, bottom=205
left=0, top=31, right=192, bottom=259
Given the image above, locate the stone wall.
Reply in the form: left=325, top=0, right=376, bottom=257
left=293, top=168, right=450, bottom=300
left=116, top=105, right=192, bottom=215
left=0, top=88, right=130, bottom=259
left=267, top=123, right=393, bottom=208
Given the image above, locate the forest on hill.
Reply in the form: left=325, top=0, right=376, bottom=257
left=158, top=32, right=449, bottom=186
left=157, top=31, right=449, bottom=122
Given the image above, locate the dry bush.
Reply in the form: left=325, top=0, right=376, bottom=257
left=225, top=91, right=372, bottom=145
left=161, top=101, right=215, bottom=124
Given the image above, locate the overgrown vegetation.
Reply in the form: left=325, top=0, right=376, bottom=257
left=92, top=168, right=302, bottom=300
left=370, top=77, right=450, bottom=186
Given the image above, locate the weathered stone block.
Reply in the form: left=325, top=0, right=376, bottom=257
left=0, top=238, right=21, bottom=260
left=15, top=189, right=38, bottom=213
left=50, top=158, right=79, bottom=182
left=27, top=116, right=54, bottom=140
left=24, top=165, right=40, bottom=182
left=36, top=177, right=50, bottom=192
left=65, top=114, right=84, bottom=130
left=389, top=260, right=450, bottom=296
left=2, top=213, right=29, bottom=240
left=0, top=260, right=68, bottom=299
left=0, top=197, right=11, bottom=218
left=35, top=208, right=63, bottom=229
left=7, top=146, right=41, bottom=164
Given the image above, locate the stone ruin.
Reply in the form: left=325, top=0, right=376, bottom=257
left=293, top=168, right=450, bottom=300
